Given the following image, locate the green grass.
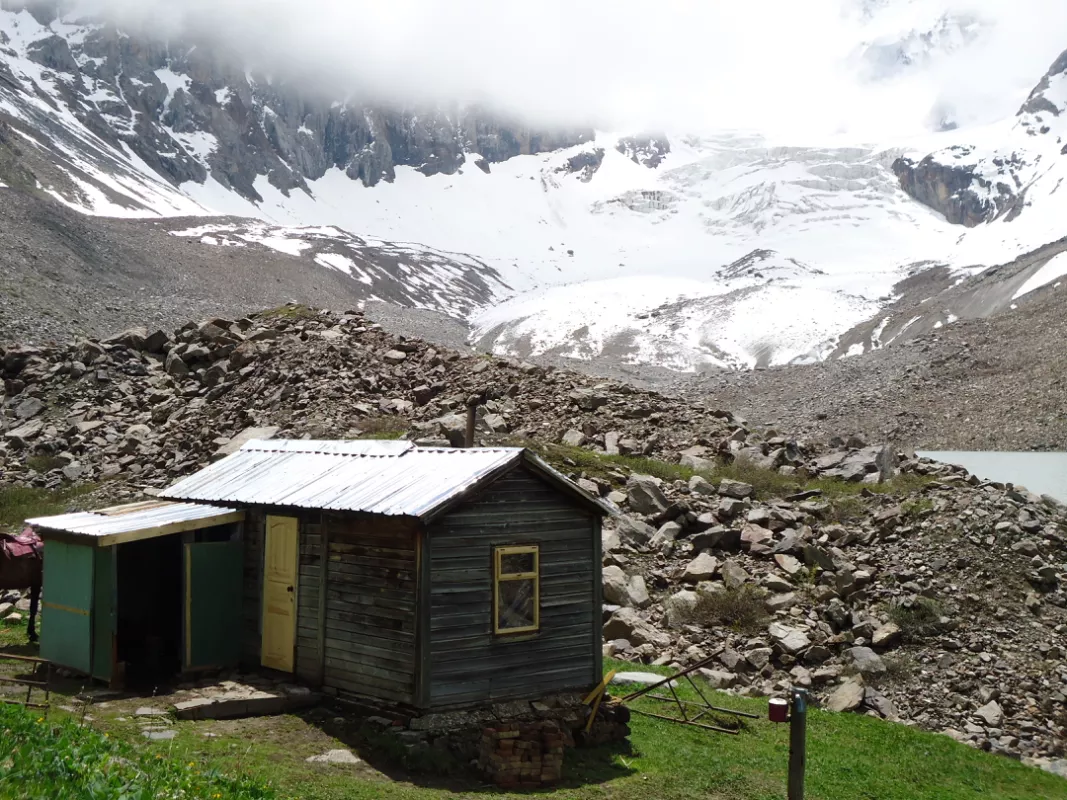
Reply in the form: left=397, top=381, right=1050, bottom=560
left=254, top=304, right=320, bottom=321
left=0, top=484, right=98, bottom=532
left=0, top=702, right=273, bottom=800
left=3, top=635, right=1062, bottom=800
left=25, top=455, right=66, bottom=474
left=532, top=442, right=938, bottom=503
left=604, top=659, right=1067, bottom=800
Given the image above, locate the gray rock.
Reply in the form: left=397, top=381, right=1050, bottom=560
left=745, top=647, right=773, bottom=669
left=602, top=566, right=630, bottom=606
left=562, top=429, right=586, bottom=447
left=718, top=479, right=755, bottom=499
left=626, top=575, right=651, bottom=609
left=603, top=608, right=670, bottom=649
left=614, top=515, right=655, bottom=547
left=15, top=396, right=45, bottom=419
left=768, top=622, right=811, bottom=654
left=383, top=349, right=408, bottom=364
left=872, top=622, right=902, bottom=649
left=700, top=669, right=737, bottom=689
left=827, top=678, right=865, bottom=712
left=665, top=589, right=700, bottom=628
left=775, top=554, right=804, bottom=575
left=627, top=474, right=669, bottom=515
left=864, top=687, right=899, bottom=719
left=765, top=592, right=798, bottom=612
left=720, top=559, right=751, bottom=589
left=683, top=553, right=719, bottom=583
left=307, top=749, right=360, bottom=764
left=849, top=647, right=887, bottom=676
left=975, top=700, right=1004, bottom=727
left=165, top=351, right=189, bottom=377
left=689, top=475, right=717, bottom=496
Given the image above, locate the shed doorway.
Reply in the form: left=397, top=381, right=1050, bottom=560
left=117, top=535, right=182, bottom=687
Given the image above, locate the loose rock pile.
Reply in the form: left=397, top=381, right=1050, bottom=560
left=593, top=455, right=1067, bottom=765
left=2, top=305, right=1066, bottom=770
left=0, top=306, right=734, bottom=497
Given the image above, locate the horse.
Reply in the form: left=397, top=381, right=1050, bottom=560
left=0, top=527, right=42, bottom=643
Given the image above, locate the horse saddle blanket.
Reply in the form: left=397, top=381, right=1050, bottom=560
left=0, top=527, right=42, bottom=559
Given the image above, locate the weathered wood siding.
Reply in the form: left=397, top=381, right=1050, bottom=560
left=322, top=516, right=419, bottom=705
left=295, top=518, right=324, bottom=684
left=240, top=511, right=264, bottom=667
left=425, top=467, right=599, bottom=709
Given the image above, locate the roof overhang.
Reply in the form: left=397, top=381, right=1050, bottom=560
left=26, top=500, right=244, bottom=548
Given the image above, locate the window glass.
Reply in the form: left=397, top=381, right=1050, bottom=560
left=497, top=579, right=536, bottom=631
left=494, top=545, right=539, bottom=634
left=500, top=551, right=535, bottom=575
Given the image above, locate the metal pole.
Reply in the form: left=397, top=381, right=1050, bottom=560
left=788, top=688, right=807, bottom=800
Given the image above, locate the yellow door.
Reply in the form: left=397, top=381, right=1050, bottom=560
left=261, top=515, right=299, bottom=672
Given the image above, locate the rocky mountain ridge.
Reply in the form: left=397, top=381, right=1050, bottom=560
left=1, top=305, right=1066, bottom=775
left=0, top=0, right=591, bottom=209
left=893, top=46, right=1067, bottom=227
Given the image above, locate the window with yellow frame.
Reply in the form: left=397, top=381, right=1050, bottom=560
left=493, top=545, right=539, bottom=635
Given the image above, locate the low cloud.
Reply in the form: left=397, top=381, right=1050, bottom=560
left=79, top=0, right=1067, bottom=138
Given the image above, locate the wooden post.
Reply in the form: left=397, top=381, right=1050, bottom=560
left=788, top=688, right=808, bottom=800
left=464, top=395, right=481, bottom=448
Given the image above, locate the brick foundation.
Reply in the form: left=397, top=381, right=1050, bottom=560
left=478, top=721, right=565, bottom=788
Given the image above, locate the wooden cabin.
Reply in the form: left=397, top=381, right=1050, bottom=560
left=154, top=439, right=612, bottom=711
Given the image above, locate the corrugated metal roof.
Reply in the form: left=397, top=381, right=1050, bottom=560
left=161, top=440, right=523, bottom=517
left=27, top=501, right=243, bottom=547
left=160, top=439, right=611, bottom=519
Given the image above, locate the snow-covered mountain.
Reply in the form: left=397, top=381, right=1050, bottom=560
left=2, top=1, right=1067, bottom=371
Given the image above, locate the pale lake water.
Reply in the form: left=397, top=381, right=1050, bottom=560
left=917, top=451, right=1067, bottom=503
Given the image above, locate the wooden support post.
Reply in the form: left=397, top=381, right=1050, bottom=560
left=788, top=688, right=808, bottom=800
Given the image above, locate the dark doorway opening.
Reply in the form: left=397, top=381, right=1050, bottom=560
left=116, top=534, right=183, bottom=688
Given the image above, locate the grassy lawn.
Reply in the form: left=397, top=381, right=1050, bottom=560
left=2, top=638, right=1064, bottom=800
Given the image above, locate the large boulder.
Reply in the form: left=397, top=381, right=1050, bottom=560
left=603, top=608, right=670, bottom=649
left=848, top=647, right=887, bottom=677
left=718, top=479, right=754, bottom=499
left=827, top=677, right=865, bottom=712
left=626, top=475, right=669, bottom=515
left=614, top=515, right=655, bottom=548
left=768, top=622, right=811, bottom=655
left=682, top=553, right=719, bottom=583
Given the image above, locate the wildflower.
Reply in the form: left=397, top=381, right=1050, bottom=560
left=37, top=717, right=44, bottom=723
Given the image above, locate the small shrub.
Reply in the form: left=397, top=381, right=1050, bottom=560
left=826, top=496, right=867, bottom=524
left=900, top=497, right=935, bottom=521
left=26, top=455, right=65, bottom=473
left=354, top=415, right=408, bottom=440
left=689, top=584, right=769, bottom=634
left=254, top=303, right=318, bottom=321
left=881, top=654, right=917, bottom=686
left=888, top=597, right=945, bottom=641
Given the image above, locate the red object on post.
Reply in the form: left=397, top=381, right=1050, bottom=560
left=769, top=697, right=789, bottom=723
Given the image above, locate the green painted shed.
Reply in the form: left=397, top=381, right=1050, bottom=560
left=27, top=500, right=245, bottom=687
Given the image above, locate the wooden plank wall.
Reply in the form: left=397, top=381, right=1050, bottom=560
left=295, top=518, right=323, bottom=683
left=425, top=467, right=598, bottom=709
left=322, top=515, right=418, bottom=704
left=240, top=512, right=264, bottom=667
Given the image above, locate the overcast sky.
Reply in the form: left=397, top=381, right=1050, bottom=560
left=87, top=0, right=1067, bottom=139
